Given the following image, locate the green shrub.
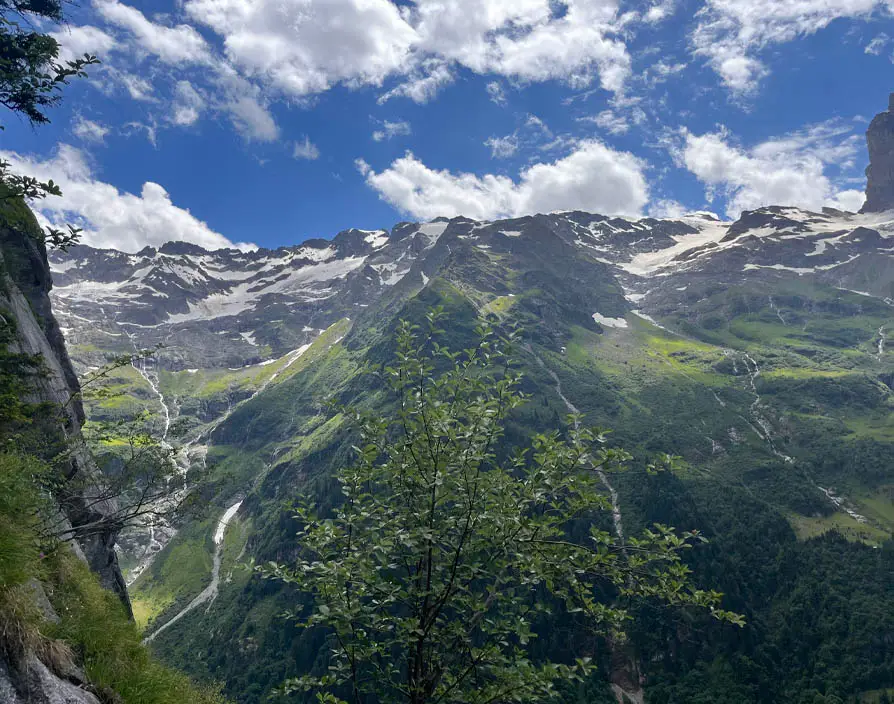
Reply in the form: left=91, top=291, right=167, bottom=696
left=46, top=550, right=227, bottom=704
left=0, top=452, right=50, bottom=589
left=0, top=451, right=227, bottom=704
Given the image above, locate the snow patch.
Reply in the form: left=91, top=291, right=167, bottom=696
left=165, top=256, right=366, bottom=323
left=363, top=231, right=389, bottom=249
left=49, top=258, right=79, bottom=273
left=214, top=501, right=243, bottom=544
left=619, top=216, right=730, bottom=276
left=417, top=221, right=449, bottom=246
left=631, top=310, right=667, bottom=330
left=593, top=313, right=628, bottom=329
left=744, top=263, right=815, bottom=275
left=294, top=245, right=337, bottom=262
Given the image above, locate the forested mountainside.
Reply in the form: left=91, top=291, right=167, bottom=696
left=49, top=191, right=894, bottom=702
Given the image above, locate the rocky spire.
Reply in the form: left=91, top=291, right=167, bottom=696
left=861, top=92, right=894, bottom=213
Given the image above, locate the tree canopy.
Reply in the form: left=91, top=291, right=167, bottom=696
left=258, top=311, right=741, bottom=704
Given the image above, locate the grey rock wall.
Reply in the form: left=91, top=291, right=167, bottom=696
left=861, top=93, right=894, bottom=213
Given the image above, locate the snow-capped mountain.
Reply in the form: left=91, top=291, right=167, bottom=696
left=49, top=205, right=894, bottom=374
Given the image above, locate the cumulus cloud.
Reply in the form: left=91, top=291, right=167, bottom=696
left=357, top=141, right=649, bottom=221
left=692, top=0, right=891, bottom=93
left=410, top=0, right=632, bottom=93
left=72, top=117, right=110, bottom=144
left=61, top=4, right=280, bottom=143
left=649, top=199, right=687, bottom=218
left=678, top=121, right=866, bottom=216
left=184, top=0, right=417, bottom=96
left=50, top=25, right=117, bottom=62
left=180, top=0, right=632, bottom=103
left=644, top=0, right=676, bottom=24
left=372, top=120, right=412, bottom=142
left=51, top=0, right=638, bottom=144
left=293, top=136, right=321, bottom=160
left=1, top=145, right=252, bottom=252
left=94, top=0, right=212, bottom=64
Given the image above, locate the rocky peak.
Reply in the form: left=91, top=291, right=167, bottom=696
left=861, top=92, right=894, bottom=213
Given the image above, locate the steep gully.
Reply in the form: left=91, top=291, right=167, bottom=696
left=125, top=339, right=316, bottom=587
left=524, top=345, right=641, bottom=704
left=143, top=499, right=243, bottom=644
left=76, top=301, right=322, bottom=586
left=140, top=336, right=341, bottom=641
left=732, top=350, right=868, bottom=524
left=525, top=345, right=625, bottom=542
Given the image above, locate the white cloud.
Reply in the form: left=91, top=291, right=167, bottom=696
left=180, top=0, right=633, bottom=103
left=85, top=3, right=279, bottom=142
left=372, top=120, right=412, bottom=142
left=94, top=0, right=212, bottom=64
left=826, top=189, right=867, bottom=211
left=377, top=59, right=453, bottom=104
left=644, top=0, right=676, bottom=24
left=72, top=117, right=110, bottom=144
left=484, top=134, right=519, bottom=159
left=210, top=66, right=280, bottom=142
left=648, top=199, right=687, bottom=218
left=678, top=121, right=866, bottom=216
left=50, top=25, right=118, bottom=62
left=643, top=60, right=687, bottom=86
left=54, top=0, right=637, bottom=146
left=171, top=81, right=204, bottom=126
left=865, top=32, right=890, bottom=54
left=480, top=114, right=573, bottom=160
left=184, top=0, right=417, bottom=96
left=358, top=140, right=649, bottom=221
left=585, top=110, right=630, bottom=135
left=410, top=0, right=632, bottom=93
left=486, top=81, right=507, bottom=106
left=293, top=136, right=321, bottom=160
left=1, top=145, right=252, bottom=251
left=113, top=70, right=156, bottom=101
left=692, top=0, right=891, bottom=93
left=122, top=121, right=158, bottom=146
left=225, top=94, right=278, bottom=141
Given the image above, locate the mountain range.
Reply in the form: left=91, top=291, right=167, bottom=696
left=43, top=98, right=894, bottom=703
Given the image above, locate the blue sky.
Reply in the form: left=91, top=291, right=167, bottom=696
left=2, top=0, right=893, bottom=251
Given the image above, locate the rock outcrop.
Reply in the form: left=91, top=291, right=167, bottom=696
left=861, top=92, right=894, bottom=213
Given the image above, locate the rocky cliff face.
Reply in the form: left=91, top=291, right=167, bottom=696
left=862, top=93, right=894, bottom=213
left=0, top=203, right=130, bottom=609
left=0, top=199, right=131, bottom=702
